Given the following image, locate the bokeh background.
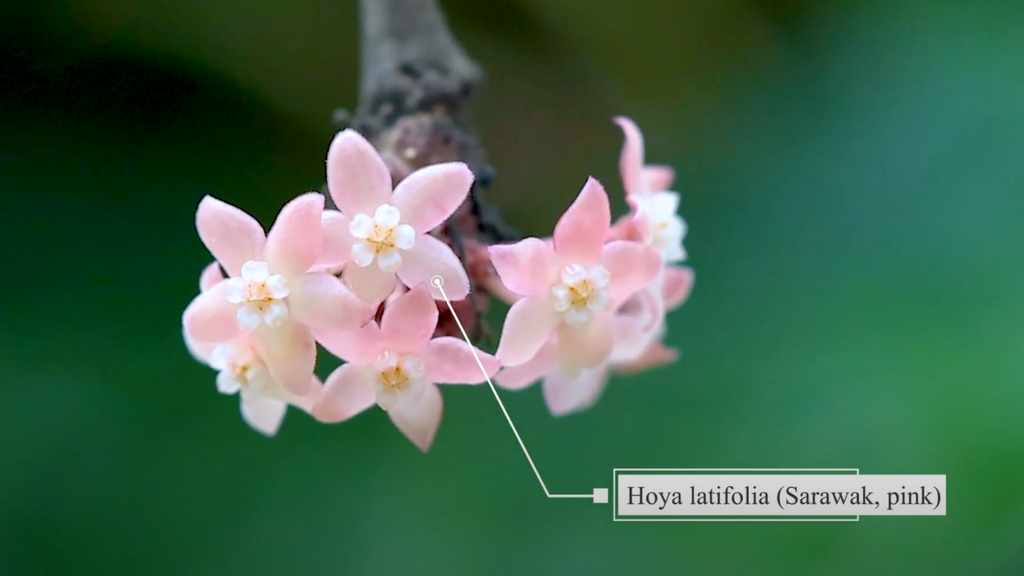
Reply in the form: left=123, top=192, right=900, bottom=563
left=3, top=0, right=1023, bottom=574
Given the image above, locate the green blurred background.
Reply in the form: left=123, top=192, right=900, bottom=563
left=2, top=0, right=1023, bottom=573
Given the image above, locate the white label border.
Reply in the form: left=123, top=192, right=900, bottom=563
left=612, top=468, right=862, bottom=522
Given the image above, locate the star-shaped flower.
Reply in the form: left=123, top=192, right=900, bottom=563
left=311, top=284, right=499, bottom=451
left=318, top=129, right=474, bottom=304
left=182, top=192, right=374, bottom=394
left=495, top=265, right=695, bottom=416
left=185, top=263, right=322, bottom=435
left=488, top=177, right=662, bottom=371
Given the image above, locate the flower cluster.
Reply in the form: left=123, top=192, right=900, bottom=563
left=181, top=118, right=692, bottom=450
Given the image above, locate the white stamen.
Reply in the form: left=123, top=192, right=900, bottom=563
left=635, top=191, right=687, bottom=262
left=224, top=260, right=291, bottom=329
left=550, top=263, right=612, bottom=326
left=349, top=204, right=417, bottom=273
left=209, top=342, right=271, bottom=396
left=372, top=349, right=426, bottom=411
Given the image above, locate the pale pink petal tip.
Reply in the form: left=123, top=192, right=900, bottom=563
left=613, top=116, right=645, bottom=196
left=389, top=384, right=443, bottom=452
left=264, top=192, right=325, bottom=277
left=198, top=261, right=224, bottom=292
left=552, top=177, right=611, bottom=264
left=663, top=266, right=695, bottom=310
left=195, top=195, right=267, bottom=276
left=542, top=368, right=609, bottom=417
left=493, top=341, right=556, bottom=390
left=240, top=395, right=288, bottom=437
left=392, top=162, right=474, bottom=233
left=615, top=341, right=679, bottom=374
left=326, top=129, right=393, bottom=215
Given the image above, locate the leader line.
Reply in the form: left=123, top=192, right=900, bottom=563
left=431, top=275, right=602, bottom=502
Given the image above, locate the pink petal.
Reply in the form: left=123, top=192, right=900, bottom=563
left=264, top=192, right=325, bottom=277
left=494, top=296, right=561, bottom=366
left=199, top=262, right=224, bottom=292
left=542, top=367, right=609, bottom=417
left=614, top=341, right=678, bottom=374
left=255, top=320, right=317, bottom=395
left=195, top=195, right=267, bottom=276
left=343, top=262, right=397, bottom=304
left=285, top=376, right=325, bottom=413
left=314, top=210, right=354, bottom=270
left=423, top=337, right=498, bottom=384
left=494, top=339, right=557, bottom=390
left=606, top=215, right=643, bottom=243
left=391, top=162, right=474, bottom=233
left=326, top=129, right=393, bottom=216
left=557, top=314, right=614, bottom=370
left=609, top=306, right=661, bottom=364
left=488, top=238, right=558, bottom=297
left=183, top=326, right=216, bottom=364
left=663, top=266, right=695, bottom=309
left=614, top=116, right=645, bottom=196
left=389, top=383, right=443, bottom=452
left=182, top=282, right=242, bottom=343
left=239, top=394, right=287, bottom=436
left=289, top=273, right=375, bottom=331
left=314, top=321, right=382, bottom=365
left=643, top=165, right=675, bottom=191
left=312, top=364, right=376, bottom=423
left=380, top=284, right=437, bottom=352
left=396, top=235, right=469, bottom=300
left=552, top=177, right=611, bottom=265
left=601, top=240, right=662, bottom=304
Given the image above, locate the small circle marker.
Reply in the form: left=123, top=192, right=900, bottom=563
left=430, top=275, right=444, bottom=288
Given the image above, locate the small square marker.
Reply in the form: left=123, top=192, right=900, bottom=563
left=593, top=488, right=609, bottom=504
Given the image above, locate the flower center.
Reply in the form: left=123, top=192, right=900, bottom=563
left=551, top=263, right=612, bottom=325
left=210, top=342, right=269, bottom=395
left=225, top=261, right=290, bottom=329
left=635, top=191, right=687, bottom=262
left=648, top=214, right=686, bottom=261
left=373, top=350, right=425, bottom=410
left=349, top=204, right=416, bottom=272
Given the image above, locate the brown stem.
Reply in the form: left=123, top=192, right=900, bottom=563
left=332, top=0, right=519, bottom=341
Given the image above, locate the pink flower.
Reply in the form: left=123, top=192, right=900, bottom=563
left=611, top=265, right=695, bottom=368
left=495, top=265, right=695, bottom=416
left=181, top=192, right=374, bottom=395
left=311, top=284, right=499, bottom=452
left=488, top=177, right=662, bottom=371
left=185, top=263, right=322, bottom=436
left=613, top=116, right=688, bottom=263
left=319, top=129, right=474, bottom=303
